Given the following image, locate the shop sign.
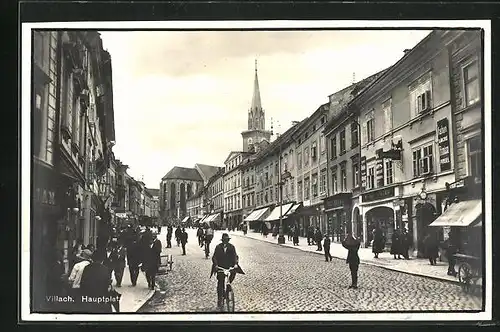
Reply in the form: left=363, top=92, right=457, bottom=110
left=324, top=198, right=344, bottom=210
left=362, top=186, right=395, bottom=203
left=34, top=187, right=56, bottom=206
left=360, top=156, right=367, bottom=189
left=437, top=118, right=451, bottom=172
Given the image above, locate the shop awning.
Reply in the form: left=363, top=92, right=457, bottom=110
left=181, top=216, right=190, bottom=223
left=284, top=203, right=302, bottom=218
left=429, top=199, right=482, bottom=227
left=265, top=203, right=294, bottom=222
left=205, top=213, right=220, bottom=223
left=245, top=207, right=270, bottom=222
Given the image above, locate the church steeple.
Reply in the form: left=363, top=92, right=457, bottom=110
left=242, top=59, right=271, bottom=153
left=251, top=59, right=262, bottom=111
left=248, top=59, right=265, bottom=131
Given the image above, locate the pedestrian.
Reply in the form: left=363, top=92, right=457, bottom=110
left=197, top=226, right=205, bottom=247
left=293, top=225, right=300, bottom=246
left=401, top=228, right=411, bottom=260
left=143, top=232, right=162, bottom=290
left=262, top=222, right=269, bottom=238
left=166, top=224, right=173, bottom=248
left=242, top=222, right=248, bottom=235
left=423, top=231, right=440, bottom=265
left=315, top=227, right=323, bottom=251
left=390, top=228, right=403, bottom=259
left=323, top=234, right=332, bottom=262
left=307, top=226, right=315, bottom=246
left=67, top=249, right=92, bottom=312
left=342, top=232, right=361, bottom=289
left=70, top=238, right=85, bottom=270
left=80, top=251, right=116, bottom=313
left=127, top=234, right=141, bottom=286
left=175, top=226, right=182, bottom=246
left=180, top=228, right=188, bottom=255
left=110, top=239, right=126, bottom=287
left=446, top=229, right=459, bottom=276
left=372, top=224, right=385, bottom=259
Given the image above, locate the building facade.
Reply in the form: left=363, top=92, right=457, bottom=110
left=347, top=31, right=463, bottom=255
left=323, top=71, right=388, bottom=242
left=32, top=30, right=115, bottom=311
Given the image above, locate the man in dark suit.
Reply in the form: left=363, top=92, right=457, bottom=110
left=80, top=251, right=116, bottom=313
left=180, top=228, right=188, bottom=255
left=126, top=234, right=141, bottom=286
left=166, top=225, right=173, bottom=248
left=210, top=233, right=243, bottom=309
left=143, top=232, right=162, bottom=290
left=110, top=240, right=127, bottom=287
left=342, top=232, right=361, bottom=289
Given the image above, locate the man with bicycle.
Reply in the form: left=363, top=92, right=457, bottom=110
left=211, top=233, right=239, bottom=309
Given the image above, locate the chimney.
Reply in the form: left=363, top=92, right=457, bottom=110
left=403, top=49, right=412, bottom=55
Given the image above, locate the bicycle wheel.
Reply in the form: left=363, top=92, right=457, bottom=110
left=225, top=285, right=235, bottom=312
left=458, top=262, right=472, bottom=293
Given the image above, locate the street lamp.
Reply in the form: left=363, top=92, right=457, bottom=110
left=278, top=143, right=292, bottom=244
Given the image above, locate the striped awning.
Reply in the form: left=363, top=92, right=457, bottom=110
left=284, top=203, right=302, bottom=218
left=181, top=216, right=190, bottom=223
left=429, top=199, right=482, bottom=227
left=244, top=207, right=271, bottom=222
left=264, top=203, right=294, bottom=221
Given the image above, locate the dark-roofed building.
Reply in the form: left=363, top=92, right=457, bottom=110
left=195, top=163, right=223, bottom=185
left=159, top=166, right=204, bottom=221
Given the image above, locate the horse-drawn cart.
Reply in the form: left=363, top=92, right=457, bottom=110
left=455, top=253, right=482, bottom=294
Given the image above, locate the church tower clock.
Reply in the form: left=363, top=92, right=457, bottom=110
left=241, top=60, right=272, bottom=153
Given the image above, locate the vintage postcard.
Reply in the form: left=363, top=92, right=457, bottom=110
left=21, top=20, right=491, bottom=322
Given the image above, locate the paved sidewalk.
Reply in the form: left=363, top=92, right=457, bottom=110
left=229, top=229, right=467, bottom=285
left=111, top=265, right=155, bottom=312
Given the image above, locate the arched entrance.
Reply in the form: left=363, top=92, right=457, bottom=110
left=365, top=206, right=394, bottom=246
left=415, top=202, right=438, bottom=257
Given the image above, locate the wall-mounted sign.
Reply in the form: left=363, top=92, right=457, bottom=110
left=34, top=187, right=56, bottom=206
left=437, top=118, right=451, bottom=172
left=360, top=156, right=367, bottom=189
left=362, top=186, right=395, bottom=203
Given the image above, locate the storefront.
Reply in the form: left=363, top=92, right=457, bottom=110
left=429, top=176, right=483, bottom=259
left=264, top=202, right=294, bottom=233
left=296, top=201, right=324, bottom=237
left=360, top=185, right=402, bottom=247
left=244, top=206, right=271, bottom=231
left=324, top=193, right=352, bottom=242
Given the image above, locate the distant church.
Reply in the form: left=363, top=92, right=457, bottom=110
left=241, top=60, right=272, bottom=153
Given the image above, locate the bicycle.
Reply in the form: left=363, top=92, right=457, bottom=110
left=216, top=266, right=235, bottom=312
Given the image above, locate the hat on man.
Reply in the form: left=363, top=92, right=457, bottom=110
left=81, top=249, right=93, bottom=260
left=221, top=233, right=231, bottom=241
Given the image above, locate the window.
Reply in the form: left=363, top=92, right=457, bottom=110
left=72, top=96, right=81, bottom=148
left=33, top=83, right=46, bottom=158
left=311, top=141, right=317, bottom=160
left=320, top=135, right=326, bottom=153
left=409, top=73, right=432, bottom=117
left=463, top=60, right=480, bottom=106
left=340, top=129, right=346, bottom=154
left=275, top=162, right=279, bottom=175
left=283, top=154, right=288, bottom=171
left=320, top=169, right=326, bottom=194
left=367, top=166, right=375, bottom=189
left=290, top=180, right=295, bottom=198
left=340, top=163, right=347, bottom=192
left=270, top=187, right=274, bottom=201
left=289, top=150, right=294, bottom=170
left=385, top=160, right=393, bottom=185
left=304, top=177, right=310, bottom=200
left=298, top=151, right=302, bottom=170
left=412, top=144, right=434, bottom=177
left=304, top=147, right=310, bottom=166
left=351, top=122, right=359, bottom=148
left=321, top=116, right=326, bottom=124
left=330, top=136, right=337, bottom=159
left=366, top=118, right=375, bottom=143
left=297, top=181, right=303, bottom=201
left=382, top=99, right=392, bottom=134
left=467, top=136, right=482, bottom=180
left=62, top=61, right=74, bottom=134
left=352, top=162, right=359, bottom=188
left=312, top=174, right=318, bottom=197
left=331, top=168, right=338, bottom=194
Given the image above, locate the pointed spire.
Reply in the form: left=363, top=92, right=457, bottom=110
left=251, top=58, right=262, bottom=111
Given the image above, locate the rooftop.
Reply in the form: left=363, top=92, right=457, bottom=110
left=161, top=166, right=203, bottom=182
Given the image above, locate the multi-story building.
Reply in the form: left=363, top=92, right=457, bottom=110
left=426, top=30, right=483, bottom=258
left=347, top=30, right=464, bottom=255
left=201, top=167, right=225, bottom=229
left=32, top=30, right=115, bottom=311
left=242, top=121, right=304, bottom=232
left=323, top=71, right=388, bottom=242
left=292, top=103, right=330, bottom=235
left=146, top=188, right=160, bottom=219
left=223, top=151, right=254, bottom=229
left=187, top=190, right=205, bottom=221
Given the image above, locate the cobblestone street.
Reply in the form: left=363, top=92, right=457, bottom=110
left=139, top=229, right=482, bottom=313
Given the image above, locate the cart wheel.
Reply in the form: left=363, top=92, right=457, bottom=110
left=458, top=262, right=472, bottom=293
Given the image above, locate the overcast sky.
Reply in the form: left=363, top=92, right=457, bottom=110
left=99, top=29, right=431, bottom=188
